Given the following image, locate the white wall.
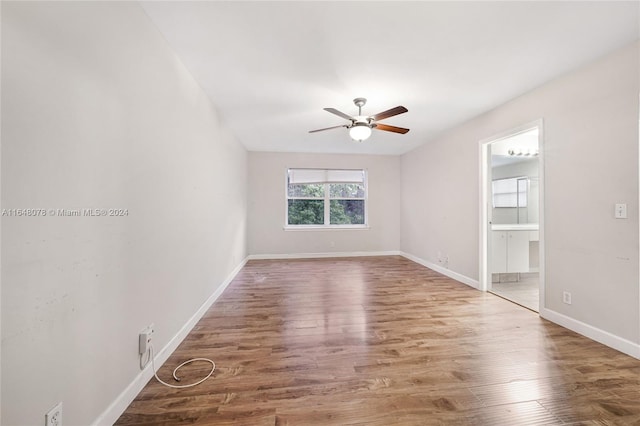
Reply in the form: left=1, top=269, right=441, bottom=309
left=1, top=3, right=247, bottom=425
left=248, top=152, right=400, bottom=256
left=402, top=42, right=639, bottom=351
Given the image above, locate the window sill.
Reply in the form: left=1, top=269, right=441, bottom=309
left=283, top=225, right=370, bottom=231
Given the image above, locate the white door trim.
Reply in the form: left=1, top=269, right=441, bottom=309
left=478, top=120, right=545, bottom=312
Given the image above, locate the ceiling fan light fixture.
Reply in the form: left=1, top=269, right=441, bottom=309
left=349, top=123, right=372, bottom=142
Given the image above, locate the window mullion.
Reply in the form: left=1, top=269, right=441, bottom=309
left=324, top=183, right=330, bottom=225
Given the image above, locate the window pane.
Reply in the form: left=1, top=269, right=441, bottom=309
left=288, top=199, right=324, bottom=225
left=329, top=183, right=365, bottom=198
left=288, top=183, right=324, bottom=198
left=330, top=200, right=365, bottom=225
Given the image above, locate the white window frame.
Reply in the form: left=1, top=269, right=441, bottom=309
left=284, top=168, right=369, bottom=230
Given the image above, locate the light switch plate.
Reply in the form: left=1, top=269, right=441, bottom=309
left=615, top=203, right=627, bottom=219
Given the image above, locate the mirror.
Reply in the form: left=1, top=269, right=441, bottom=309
left=492, top=175, right=538, bottom=224
left=490, top=129, right=540, bottom=225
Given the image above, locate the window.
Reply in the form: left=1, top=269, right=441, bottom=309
left=286, top=168, right=367, bottom=227
left=492, top=177, right=527, bottom=208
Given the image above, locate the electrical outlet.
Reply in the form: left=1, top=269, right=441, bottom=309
left=45, top=402, right=62, bottom=426
left=139, top=324, right=154, bottom=355
left=563, top=291, right=572, bottom=305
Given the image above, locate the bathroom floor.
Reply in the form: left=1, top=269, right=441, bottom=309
left=490, top=273, right=539, bottom=312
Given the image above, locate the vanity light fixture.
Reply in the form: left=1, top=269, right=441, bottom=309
left=508, top=149, right=539, bottom=157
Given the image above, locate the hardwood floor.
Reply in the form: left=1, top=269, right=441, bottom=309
left=116, top=256, right=640, bottom=425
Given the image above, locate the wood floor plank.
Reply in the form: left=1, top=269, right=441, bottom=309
left=116, top=256, right=640, bottom=425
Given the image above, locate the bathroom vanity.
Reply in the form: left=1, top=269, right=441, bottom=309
left=491, top=223, right=539, bottom=273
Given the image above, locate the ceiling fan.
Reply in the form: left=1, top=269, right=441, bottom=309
left=309, top=98, right=409, bottom=142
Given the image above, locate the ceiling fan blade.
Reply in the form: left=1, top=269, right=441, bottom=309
left=375, top=123, right=410, bottom=134
left=309, top=124, right=348, bottom=133
left=324, top=108, right=355, bottom=121
left=371, top=106, right=408, bottom=121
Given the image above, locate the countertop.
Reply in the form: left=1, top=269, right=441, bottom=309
left=491, top=223, right=539, bottom=231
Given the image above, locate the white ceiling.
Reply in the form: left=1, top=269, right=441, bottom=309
left=140, top=1, right=639, bottom=156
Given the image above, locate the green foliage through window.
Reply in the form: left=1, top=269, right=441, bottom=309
left=330, top=200, right=365, bottom=225
left=329, top=183, right=365, bottom=198
left=287, top=169, right=366, bottom=226
left=287, top=200, right=324, bottom=225
left=288, top=184, right=324, bottom=198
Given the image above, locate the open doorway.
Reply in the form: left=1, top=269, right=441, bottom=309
left=480, top=122, right=544, bottom=312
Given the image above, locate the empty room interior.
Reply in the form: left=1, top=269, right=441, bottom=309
left=2, top=2, right=640, bottom=425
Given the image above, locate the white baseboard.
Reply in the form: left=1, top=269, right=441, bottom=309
left=247, top=250, right=402, bottom=260
left=92, top=257, right=248, bottom=426
left=400, top=251, right=479, bottom=289
left=540, top=307, right=640, bottom=360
